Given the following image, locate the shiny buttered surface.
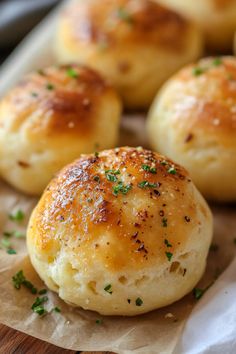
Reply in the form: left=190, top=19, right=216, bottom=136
left=54, top=0, right=203, bottom=109
left=147, top=56, right=236, bottom=202
left=27, top=147, right=213, bottom=316
left=0, top=64, right=122, bottom=196
left=157, top=0, right=236, bottom=52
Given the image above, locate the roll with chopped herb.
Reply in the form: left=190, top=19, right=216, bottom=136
left=157, top=0, right=236, bottom=52
left=0, top=64, right=122, bottom=195
left=27, top=146, right=213, bottom=316
left=147, top=56, right=236, bottom=202
left=54, top=0, right=203, bottom=109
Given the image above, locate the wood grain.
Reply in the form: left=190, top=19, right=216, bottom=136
left=0, top=324, right=107, bottom=354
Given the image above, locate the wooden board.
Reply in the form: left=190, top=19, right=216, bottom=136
left=0, top=324, right=107, bottom=354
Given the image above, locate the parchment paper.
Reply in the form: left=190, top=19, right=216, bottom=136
left=0, top=115, right=235, bottom=354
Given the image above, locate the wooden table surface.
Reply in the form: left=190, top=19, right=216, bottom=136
left=0, top=324, right=107, bottom=354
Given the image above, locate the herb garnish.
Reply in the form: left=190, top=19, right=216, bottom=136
left=31, top=296, right=48, bottom=316
left=95, top=319, right=102, bottom=324
left=53, top=306, right=61, bottom=313
left=38, top=289, right=47, bottom=295
left=12, top=270, right=37, bottom=294
left=46, top=83, right=54, bottom=90
left=167, top=167, right=177, bottom=175
left=117, top=7, right=133, bottom=23
left=135, top=297, right=143, bottom=306
left=142, top=164, right=157, bottom=174
left=93, top=175, right=100, bottom=182
left=104, top=284, right=113, bottom=294
left=165, top=252, right=173, bottom=262
left=94, top=151, right=99, bottom=158
left=138, top=181, right=158, bottom=189
left=192, top=67, right=205, bottom=76
left=105, top=169, right=120, bottom=182
left=67, top=68, right=79, bottom=78
left=9, top=209, right=24, bottom=222
left=213, top=57, right=222, bottom=66
left=113, top=181, right=132, bottom=196
left=164, top=239, right=172, bottom=247
left=7, top=249, right=17, bottom=255
left=161, top=160, right=167, bottom=166
left=162, top=218, right=168, bottom=227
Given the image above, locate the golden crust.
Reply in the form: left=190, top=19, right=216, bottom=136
left=162, top=57, right=236, bottom=146
left=62, top=0, right=189, bottom=51
left=28, top=147, right=207, bottom=272
left=0, top=64, right=114, bottom=139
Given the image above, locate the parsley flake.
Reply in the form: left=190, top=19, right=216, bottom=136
left=67, top=67, right=79, bottom=78
left=165, top=251, right=173, bottom=262
left=38, top=289, right=47, bottom=295
left=53, top=306, right=61, bottom=313
left=113, top=181, right=132, bottom=196
left=167, top=167, right=177, bottom=175
left=142, top=164, right=157, bottom=174
left=192, top=67, right=205, bottom=76
left=164, top=239, right=172, bottom=247
left=105, top=169, right=120, bottom=182
left=32, top=296, right=48, bottom=316
left=135, top=297, right=143, bottom=306
left=162, top=218, right=168, bottom=227
left=117, top=7, right=133, bottom=23
left=9, top=209, right=24, bottom=222
left=7, top=249, right=17, bottom=255
left=213, top=57, right=222, bottom=66
left=95, top=319, right=102, bottom=324
left=46, top=83, right=54, bottom=90
left=104, top=284, right=112, bottom=294
left=138, top=181, right=158, bottom=189
left=12, top=270, right=37, bottom=294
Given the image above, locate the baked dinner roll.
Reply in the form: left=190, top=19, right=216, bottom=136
left=27, top=147, right=213, bottom=316
left=157, top=0, right=236, bottom=52
left=0, top=64, right=122, bottom=196
left=54, top=0, right=203, bottom=109
left=147, top=56, right=236, bottom=202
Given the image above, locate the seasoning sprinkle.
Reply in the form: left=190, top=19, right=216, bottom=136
left=93, top=175, right=100, bottom=182
left=53, top=307, right=61, bottom=313
left=192, top=67, right=205, bottom=76
left=162, top=218, right=168, bottom=227
left=165, top=252, right=173, bottom=262
left=113, top=181, right=132, bottom=196
left=164, top=239, right=172, bottom=247
left=46, top=83, right=54, bottom=90
left=167, top=167, right=177, bottom=175
left=104, top=284, right=113, bottom=294
left=9, top=209, right=25, bottom=222
left=105, top=169, right=120, bottom=182
left=67, top=67, right=79, bottom=78
left=135, top=297, right=143, bottom=306
left=95, top=319, right=102, bottom=324
left=212, top=57, right=222, bottom=66
left=12, top=270, right=37, bottom=294
left=31, top=296, right=48, bottom=316
left=7, top=249, right=17, bottom=255
left=138, top=181, right=158, bottom=189
left=142, top=164, right=157, bottom=174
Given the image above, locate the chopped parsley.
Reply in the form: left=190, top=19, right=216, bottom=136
left=213, top=57, right=222, bottom=66
left=167, top=167, right=177, bottom=175
left=192, top=67, right=205, bottom=76
left=94, top=151, right=99, bottom=158
left=135, top=297, right=143, bottom=306
left=7, top=249, right=17, bottom=255
left=138, top=181, right=158, bottom=189
left=162, top=218, right=168, bottom=227
left=67, top=67, right=79, bottom=78
left=164, top=239, right=172, bottom=247
left=104, top=284, right=113, bottom=294
left=46, top=83, right=54, bottom=90
left=9, top=209, right=25, bottom=222
left=53, top=306, right=61, bottom=313
left=31, top=296, right=48, bottom=316
left=95, top=319, right=102, bottom=324
left=142, top=164, right=157, bottom=174
left=165, top=251, right=173, bottom=262
left=193, top=287, right=204, bottom=300
left=113, top=181, right=132, bottom=196
left=93, top=175, right=100, bottom=182
left=12, top=270, right=37, bottom=294
left=161, top=160, right=167, bottom=166
left=117, top=7, right=133, bottom=23
left=105, top=169, right=120, bottom=182
left=38, top=289, right=47, bottom=295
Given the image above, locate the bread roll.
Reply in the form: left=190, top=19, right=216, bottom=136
left=147, top=56, right=236, bottom=202
left=27, top=146, right=213, bottom=316
left=157, top=0, right=236, bottom=52
left=54, top=0, right=203, bottom=109
left=0, top=64, right=122, bottom=196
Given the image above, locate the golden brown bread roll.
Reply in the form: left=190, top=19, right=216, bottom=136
left=54, top=0, right=203, bottom=109
left=157, top=0, right=236, bottom=52
left=0, top=64, right=122, bottom=196
left=27, top=146, right=213, bottom=316
left=147, top=56, right=236, bottom=202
